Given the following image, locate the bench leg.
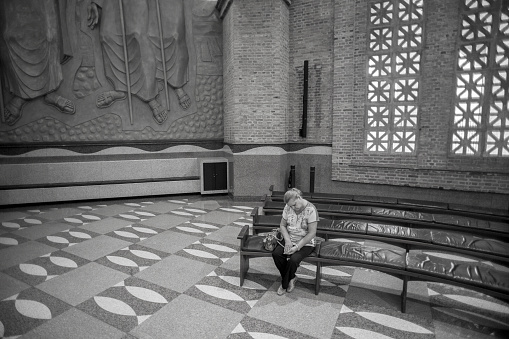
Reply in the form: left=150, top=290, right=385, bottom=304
left=315, top=262, right=322, bottom=295
left=240, top=255, right=249, bottom=286
left=400, top=275, right=408, bottom=313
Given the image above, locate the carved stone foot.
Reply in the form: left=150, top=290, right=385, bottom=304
left=148, top=99, right=168, bottom=125
left=44, top=93, right=76, bottom=114
left=3, top=96, right=27, bottom=126
left=175, top=88, right=191, bottom=110
left=96, top=90, right=126, bottom=108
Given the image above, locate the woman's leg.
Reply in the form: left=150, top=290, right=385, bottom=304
left=272, top=245, right=288, bottom=287
left=285, top=246, right=314, bottom=287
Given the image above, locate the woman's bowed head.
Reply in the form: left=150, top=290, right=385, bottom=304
left=272, top=188, right=319, bottom=295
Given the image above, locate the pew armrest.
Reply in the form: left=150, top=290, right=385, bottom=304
left=237, top=225, right=249, bottom=240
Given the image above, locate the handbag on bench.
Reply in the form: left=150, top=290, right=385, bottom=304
left=262, top=228, right=283, bottom=251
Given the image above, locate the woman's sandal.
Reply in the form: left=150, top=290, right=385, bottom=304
left=287, top=277, right=297, bottom=293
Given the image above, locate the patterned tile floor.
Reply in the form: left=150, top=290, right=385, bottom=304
left=0, top=195, right=508, bottom=339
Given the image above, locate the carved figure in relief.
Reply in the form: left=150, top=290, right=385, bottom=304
left=87, top=0, right=191, bottom=125
left=0, top=0, right=76, bottom=126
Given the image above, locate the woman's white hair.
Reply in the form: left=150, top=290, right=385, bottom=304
left=284, top=188, right=303, bottom=204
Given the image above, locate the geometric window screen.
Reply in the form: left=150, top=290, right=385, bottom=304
left=452, top=0, right=509, bottom=156
left=366, top=0, right=423, bottom=154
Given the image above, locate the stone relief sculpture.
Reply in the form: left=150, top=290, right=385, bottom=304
left=0, top=0, right=76, bottom=126
left=0, top=0, right=223, bottom=143
left=87, top=0, right=192, bottom=125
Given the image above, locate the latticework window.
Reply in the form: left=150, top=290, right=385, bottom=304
left=365, top=0, right=423, bottom=154
left=452, top=0, right=509, bottom=156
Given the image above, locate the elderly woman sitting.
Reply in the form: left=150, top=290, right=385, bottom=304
left=272, top=188, right=319, bottom=295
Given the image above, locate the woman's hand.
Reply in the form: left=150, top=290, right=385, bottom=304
left=285, top=244, right=299, bottom=255
left=284, top=243, right=293, bottom=254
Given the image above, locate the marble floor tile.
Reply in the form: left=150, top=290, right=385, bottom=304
left=95, top=243, right=170, bottom=275
left=0, top=232, right=30, bottom=250
left=139, top=214, right=191, bottom=229
left=171, top=222, right=211, bottom=238
left=105, top=223, right=165, bottom=243
left=247, top=282, right=343, bottom=339
left=130, top=294, right=244, bottom=339
left=220, top=253, right=281, bottom=277
left=62, top=235, right=132, bottom=261
left=345, top=285, right=406, bottom=313
left=0, top=272, right=30, bottom=300
left=3, top=250, right=90, bottom=286
left=13, top=221, right=74, bottom=240
left=184, top=267, right=273, bottom=314
left=175, top=238, right=239, bottom=266
left=37, top=262, right=129, bottom=306
left=350, top=267, right=405, bottom=294
left=79, top=217, right=134, bottom=234
left=205, top=225, right=246, bottom=246
left=135, top=255, right=216, bottom=293
left=0, top=241, right=57, bottom=270
left=187, top=200, right=222, bottom=210
left=36, top=228, right=101, bottom=250
left=0, top=194, right=507, bottom=339
left=113, top=210, right=160, bottom=223
left=301, top=263, right=355, bottom=287
left=35, top=208, right=84, bottom=221
left=21, top=308, right=126, bottom=339
left=0, top=287, right=71, bottom=338
left=0, top=215, right=49, bottom=233
left=427, top=282, right=509, bottom=318
left=0, top=210, right=29, bottom=223
left=333, top=298, right=434, bottom=339
left=194, top=210, right=244, bottom=225
left=228, top=316, right=318, bottom=339
left=76, top=276, right=180, bottom=332
left=138, top=201, right=189, bottom=214
left=167, top=207, right=202, bottom=219
left=184, top=219, right=225, bottom=232
left=91, top=204, right=138, bottom=217
left=137, top=229, right=201, bottom=254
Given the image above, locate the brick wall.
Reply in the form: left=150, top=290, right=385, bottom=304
left=288, top=0, right=334, bottom=143
left=221, top=0, right=508, bottom=195
left=222, top=0, right=290, bottom=144
left=332, top=0, right=357, bottom=174
left=331, top=0, right=509, bottom=194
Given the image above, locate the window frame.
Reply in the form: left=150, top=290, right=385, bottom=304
left=450, top=0, right=509, bottom=157
left=364, top=0, right=425, bottom=155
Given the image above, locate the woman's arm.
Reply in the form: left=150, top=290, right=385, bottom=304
left=279, top=218, right=293, bottom=253
left=296, top=221, right=317, bottom=249
left=286, top=221, right=317, bottom=254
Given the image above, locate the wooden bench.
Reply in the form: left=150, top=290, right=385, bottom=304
left=236, top=217, right=322, bottom=288
left=317, top=239, right=509, bottom=313
left=238, top=206, right=509, bottom=313
left=261, top=200, right=509, bottom=240
left=267, top=185, right=509, bottom=223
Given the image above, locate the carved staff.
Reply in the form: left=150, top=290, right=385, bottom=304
left=118, top=0, right=133, bottom=125
left=155, top=0, right=170, bottom=111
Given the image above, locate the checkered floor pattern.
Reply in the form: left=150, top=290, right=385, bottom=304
left=0, top=195, right=508, bottom=338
